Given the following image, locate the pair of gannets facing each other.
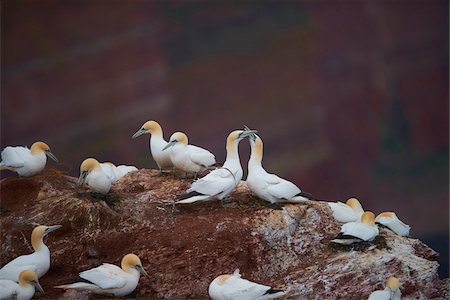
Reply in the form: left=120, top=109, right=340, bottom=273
left=0, top=141, right=58, bottom=177
left=0, top=225, right=62, bottom=282
left=175, top=129, right=256, bottom=204
left=163, top=131, right=216, bottom=178
left=55, top=253, right=148, bottom=297
left=209, top=269, right=286, bottom=300
left=246, top=134, right=317, bottom=204
left=132, top=120, right=174, bottom=174
left=78, top=158, right=138, bottom=194
left=0, top=270, right=44, bottom=300
left=331, top=211, right=379, bottom=245
left=368, top=277, right=401, bottom=300
left=328, top=198, right=364, bottom=223
left=375, top=212, right=410, bottom=237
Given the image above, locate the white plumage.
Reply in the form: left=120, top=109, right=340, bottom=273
left=328, top=198, right=364, bottom=223
left=0, top=270, right=44, bottom=300
left=375, top=212, right=410, bottom=236
left=100, top=163, right=138, bottom=184
left=209, top=269, right=285, bottom=300
left=331, top=211, right=379, bottom=245
left=368, top=277, right=401, bottom=300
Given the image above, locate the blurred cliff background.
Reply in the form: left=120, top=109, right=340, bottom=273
left=1, top=0, right=448, bottom=277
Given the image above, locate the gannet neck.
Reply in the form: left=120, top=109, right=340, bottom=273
left=249, top=136, right=263, bottom=165
left=31, top=226, right=46, bottom=251
left=361, top=211, right=376, bottom=226
left=30, top=142, right=49, bottom=155
left=375, top=212, right=396, bottom=222
left=225, top=131, right=242, bottom=162
left=144, top=121, right=164, bottom=138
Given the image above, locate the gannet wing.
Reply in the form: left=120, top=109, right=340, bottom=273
left=221, top=276, right=272, bottom=299
left=115, top=165, right=138, bottom=179
left=100, top=163, right=117, bottom=182
left=368, top=290, right=391, bottom=300
left=340, top=222, right=378, bottom=241
left=328, top=202, right=358, bottom=223
left=189, top=168, right=235, bottom=196
left=266, top=175, right=301, bottom=200
left=0, top=280, right=18, bottom=299
left=1, top=146, right=25, bottom=168
left=79, top=263, right=127, bottom=289
left=188, top=146, right=216, bottom=167
left=376, top=215, right=410, bottom=236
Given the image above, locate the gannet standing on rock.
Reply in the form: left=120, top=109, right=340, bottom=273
left=209, top=269, right=286, bottom=300
left=0, top=225, right=62, bottom=281
left=132, top=120, right=174, bottom=175
left=368, top=277, right=401, bottom=300
left=328, top=198, right=364, bottom=223
left=176, top=130, right=256, bottom=204
left=163, top=131, right=215, bottom=179
left=0, top=141, right=58, bottom=176
left=0, top=270, right=44, bottom=300
left=246, top=134, right=317, bottom=204
left=55, top=253, right=148, bottom=297
left=78, top=158, right=112, bottom=194
left=331, top=211, right=379, bottom=245
left=375, top=212, right=410, bottom=237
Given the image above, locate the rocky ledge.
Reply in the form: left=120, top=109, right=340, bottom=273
left=0, top=169, right=448, bottom=299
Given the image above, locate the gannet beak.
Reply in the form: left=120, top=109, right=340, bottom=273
left=132, top=128, right=147, bottom=139
left=162, top=140, right=177, bottom=151
left=45, top=225, right=62, bottom=235
left=33, top=281, right=45, bottom=293
left=45, top=150, right=59, bottom=163
left=136, top=265, right=149, bottom=277
left=78, top=171, right=88, bottom=186
left=238, top=128, right=257, bottom=139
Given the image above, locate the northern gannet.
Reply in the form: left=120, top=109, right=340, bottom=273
left=368, top=277, right=401, bottom=300
left=246, top=134, right=317, bottom=204
left=163, top=131, right=215, bottom=178
left=176, top=130, right=255, bottom=204
left=209, top=269, right=286, bottom=300
left=0, top=141, right=58, bottom=177
left=132, top=120, right=174, bottom=174
left=375, top=212, right=410, bottom=237
left=0, top=270, right=44, bottom=300
left=331, top=211, right=379, bottom=245
left=100, top=162, right=138, bottom=184
left=55, top=253, right=148, bottom=297
left=0, top=225, right=62, bottom=281
left=328, top=198, right=364, bottom=223
left=78, top=158, right=112, bottom=194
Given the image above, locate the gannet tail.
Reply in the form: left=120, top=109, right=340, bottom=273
left=175, top=195, right=211, bottom=204
left=261, top=288, right=287, bottom=299
left=290, top=191, right=325, bottom=203
left=55, top=282, right=99, bottom=291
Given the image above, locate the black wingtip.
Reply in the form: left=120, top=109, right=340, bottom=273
left=178, top=190, right=204, bottom=200
left=265, top=288, right=285, bottom=295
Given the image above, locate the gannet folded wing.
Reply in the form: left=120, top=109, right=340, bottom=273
left=115, top=165, right=138, bottom=178
left=189, top=168, right=235, bottom=196
left=266, top=175, right=301, bottom=200
left=79, top=263, right=128, bottom=289
left=221, top=276, right=273, bottom=299
left=1, top=146, right=26, bottom=168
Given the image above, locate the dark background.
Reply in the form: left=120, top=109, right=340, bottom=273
left=1, top=0, right=448, bottom=277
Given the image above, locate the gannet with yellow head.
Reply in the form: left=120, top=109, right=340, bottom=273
left=328, top=198, right=365, bottom=223
left=0, top=141, right=58, bottom=176
left=375, top=212, right=410, bottom=236
left=331, top=211, right=379, bottom=245
left=0, top=225, right=62, bottom=281
left=55, top=253, right=148, bottom=297
left=246, top=134, right=318, bottom=204
left=78, top=158, right=112, bottom=194
left=0, top=269, right=44, bottom=300
left=132, top=120, right=174, bottom=174
left=163, top=131, right=215, bottom=178
left=368, top=277, right=401, bottom=300
left=209, top=269, right=286, bottom=300
left=176, top=129, right=256, bottom=204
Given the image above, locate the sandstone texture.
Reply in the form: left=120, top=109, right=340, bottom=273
left=0, top=168, right=448, bottom=299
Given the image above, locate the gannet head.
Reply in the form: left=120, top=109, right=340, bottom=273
left=18, top=270, right=44, bottom=293
left=121, top=253, right=149, bottom=277
left=162, top=132, right=188, bottom=151
left=78, top=158, right=101, bottom=186
left=30, top=141, right=58, bottom=162
left=225, top=129, right=257, bottom=154
left=216, top=274, right=232, bottom=286
left=375, top=212, right=397, bottom=222
left=132, top=120, right=163, bottom=138
left=386, top=276, right=400, bottom=291
left=360, top=211, right=376, bottom=226
left=346, top=198, right=364, bottom=213
left=31, top=225, right=62, bottom=251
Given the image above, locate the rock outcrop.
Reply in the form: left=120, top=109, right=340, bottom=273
left=0, top=169, right=448, bottom=299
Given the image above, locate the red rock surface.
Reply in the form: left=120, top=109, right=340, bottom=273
left=0, top=169, right=448, bottom=299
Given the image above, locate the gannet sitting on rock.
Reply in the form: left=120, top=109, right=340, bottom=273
left=163, top=131, right=215, bottom=179
left=246, top=134, right=317, bottom=204
left=328, top=198, right=364, bottom=223
left=368, top=277, right=401, bottom=300
left=0, top=270, right=44, bottom=300
left=0, top=225, right=62, bottom=281
left=375, top=212, right=410, bottom=237
left=331, top=211, right=379, bottom=245
left=78, top=158, right=112, bottom=194
left=175, top=130, right=256, bottom=204
left=55, top=253, right=148, bottom=297
left=209, top=269, right=286, bottom=300
left=100, top=162, right=138, bottom=184
left=132, top=120, right=174, bottom=175
left=0, top=141, right=58, bottom=176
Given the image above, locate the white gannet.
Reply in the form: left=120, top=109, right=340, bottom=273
left=368, top=277, right=401, bottom=300
left=78, top=158, right=112, bottom=194
left=176, top=130, right=256, bottom=204
left=0, top=270, right=44, bottom=300
left=163, top=131, right=215, bottom=178
left=331, top=211, right=379, bottom=245
left=375, top=212, right=410, bottom=237
left=328, top=198, right=364, bottom=223
left=132, top=120, right=174, bottom=174
left=0, top=141, right=58, bottom=177
left=209, top=269, right=286, bottom=300
left=100, top=162, right=138, bottom=184
left=246, top=134, right=317, bottom=204
left=0, top=225, right=62, bottom=281
left=55, top=253, right=148, bottom=297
